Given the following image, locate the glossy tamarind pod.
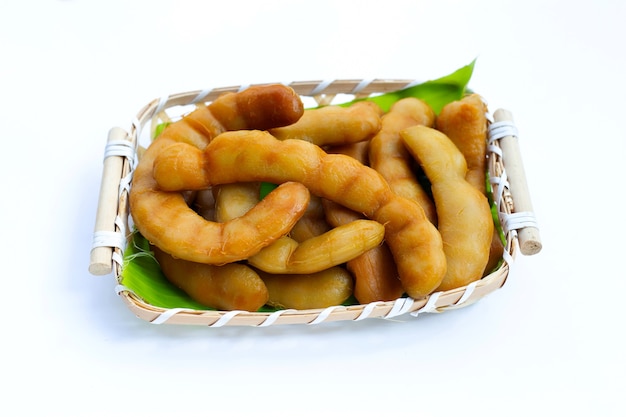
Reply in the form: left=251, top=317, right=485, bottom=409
left=322, top=199, right=405, bottom=304
left=435, top=94, right=488, bottom=193
left=153, top=246, right=269, bottom=311
left=209, top=84, right=306, bottom=131
left=153, top=130, right=447, bottom=298
left=129, top=84, right=305, bottom=264
left=369, top=97, right=437, bottom=224
left=401, top=125, right=493, bottom=291
left=269, top=101, right=383, bottom=147
left=436, top=94, right=504, bottom=274
left=246, top=219, right=385, bottom=274
left=161, top=181, right=310, bottom=264
left=256, top=266, right=354, bottom=310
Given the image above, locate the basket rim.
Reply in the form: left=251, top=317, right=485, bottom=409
left=116, top=259, right=513, bottom=326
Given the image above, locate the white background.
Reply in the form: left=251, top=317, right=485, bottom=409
left=2, top=1, right=624, bottom=416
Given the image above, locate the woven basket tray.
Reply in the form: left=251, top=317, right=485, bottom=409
left=89, top=79, right=541, bottom=327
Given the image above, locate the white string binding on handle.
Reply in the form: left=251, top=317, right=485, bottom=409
left=104, top=139, right=135, bottom=161
left=501, top=211, right=539, bottom=232
left=92, top=231, right=125, bottom=252
left=489, top=120, right=519, bottom=141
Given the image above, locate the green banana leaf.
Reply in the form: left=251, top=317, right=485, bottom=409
left=349, top=58, right=476, bottom=114
left=120, top=60, right=478, bottom=311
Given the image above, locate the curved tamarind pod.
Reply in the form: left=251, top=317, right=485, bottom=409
left=436, top=94, right=504, bottom=274
left=401, top=125, right=494, bottom=291
left=209, top=84, right=306, bottom=131
left=322, top=199, right=405, bottom=304
left=129, top=84, right=305, bottom=264
left=256, top=266, right=354, bottom=310
left=153, top=246, right=269, bottom=311
left=246, top=219, right=385, bottom=274
left=153, top=130, right=447, bottom=298
left=268, top=101, right=382, bottom=147
left=435, top=94, right=488, bottom=192
left=369, top=98, right=438, bottom=224
left=142, top=181, right=310, bottom=264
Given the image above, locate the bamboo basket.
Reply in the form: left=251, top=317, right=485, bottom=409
left=89, top=79, right=542, bottom=327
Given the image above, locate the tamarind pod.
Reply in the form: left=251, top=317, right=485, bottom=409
left=401, top=125, right=494, bottom=291
left=436, top=94, right=505, bottom=274
left=153, top=246, right=269, bottom=311
left=154, top=134, right=386, bottom=213
left=246, top=219, right=385, bottom=274
left=369, top=98, right=437, bottom=224
left=153, top=130, right=447, bottom=298
left=435, top=94, right=488, bottom=192
left=322, top=199, right=404, bottom=304
left=129, top=84, right=305, bottom=264
left=209, top=84, right=306, bottom=131
left=269, top=101, right=383, bottom=147
left=142, top=181, right=310, bottom=264
left=373, top=196, right=447, bottom=297
left=256, top=266, right=354, bottom=310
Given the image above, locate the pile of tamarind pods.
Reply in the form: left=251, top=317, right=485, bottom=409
left=128, top=84, right=504, bottom=312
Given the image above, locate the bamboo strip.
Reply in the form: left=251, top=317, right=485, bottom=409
left=88, top=127, right=131, bottom=275
left=494, top=109, right=542, bottom=255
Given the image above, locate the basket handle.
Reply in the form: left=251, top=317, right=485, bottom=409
left=493, top=109, right=542, bottom=255
left=89, top=127, right=132, bottom=275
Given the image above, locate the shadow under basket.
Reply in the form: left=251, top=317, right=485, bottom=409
left=89, top=79, right=542, bottom=327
